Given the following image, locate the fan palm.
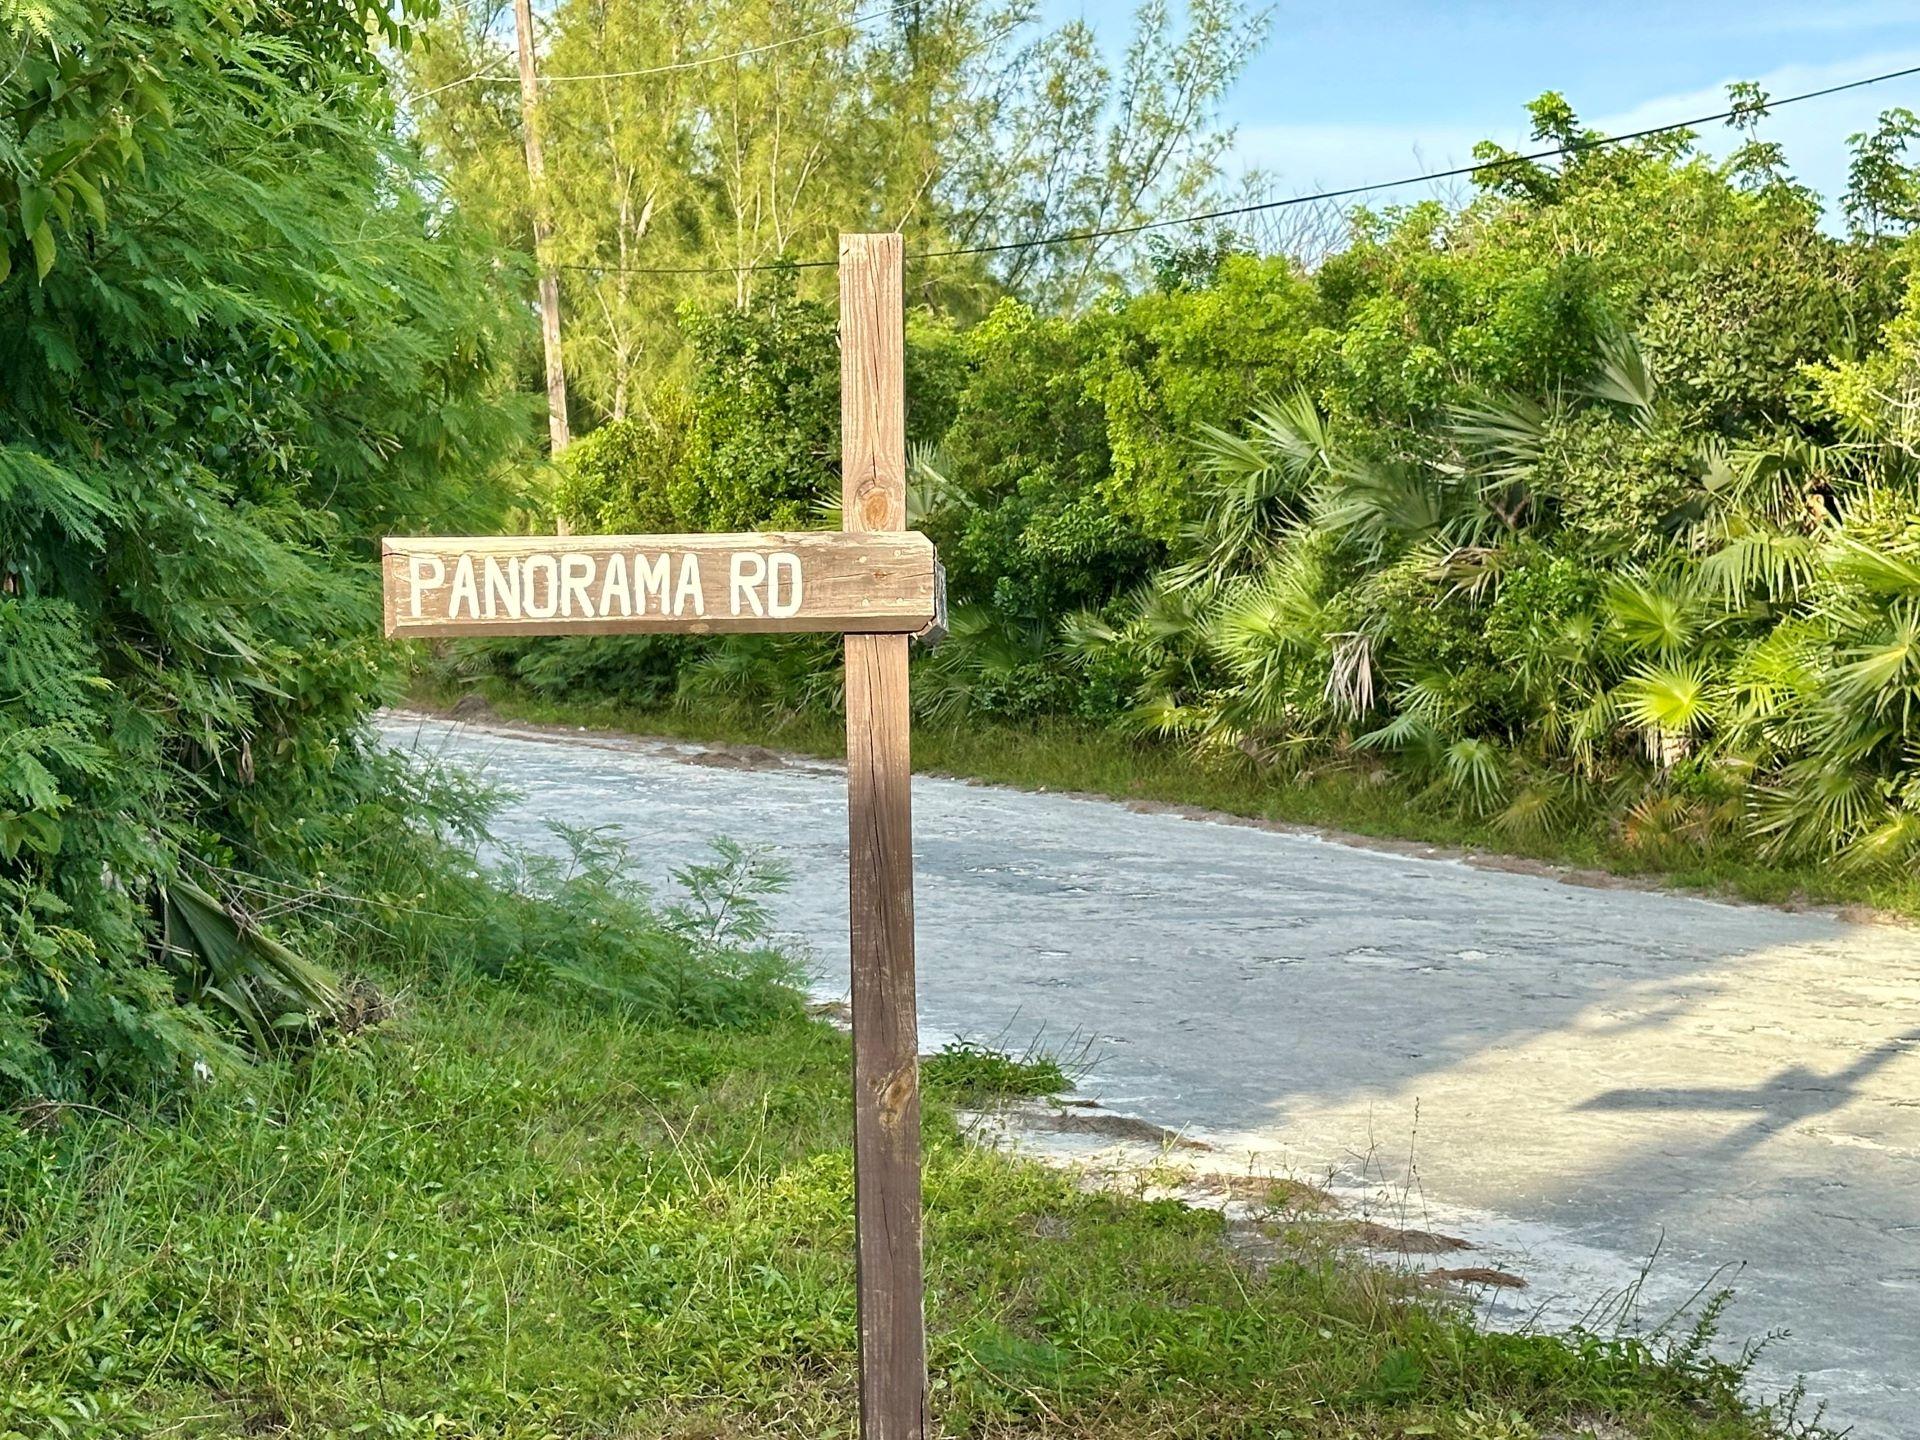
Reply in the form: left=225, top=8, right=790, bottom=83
left=1206, top=556, right=1333, bottom=729
left=1439, top=736, right=1508, bottom=814
left=914, top=603, right=1053, bottom=724
left=1617, top=659, right=1720, bottom=768
left=1173, top=389, right=1335, bottom=585
left=1058, top=579, right=1215, bottom=724
left=1586, top=325, right=1660, bottom=426
left=1604, top=569, right=1710, bottom=660
left=1447, top=389, right=1556, bottom=531
left=1309, top=455, right=1484, bottom=560
left=1698, top=525, right=1823, bottom=606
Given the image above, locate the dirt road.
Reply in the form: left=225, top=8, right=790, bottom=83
left=384, top=711, right=1920, bottom=1437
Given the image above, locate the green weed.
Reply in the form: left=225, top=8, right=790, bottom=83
left=2, top=963, right=1818, bottom=1439
left=1, top=805, right=1827, bottom=1440
left=923, top=1040, right=1070, bottom=1106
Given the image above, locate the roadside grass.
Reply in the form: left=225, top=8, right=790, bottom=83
left=409, top=677, right=1920, bottom=924
left=923, top=1039, right=1069, bottom=1106
left=3, top=962, right=1817, bottom=1440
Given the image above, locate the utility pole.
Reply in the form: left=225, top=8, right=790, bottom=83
left=512, top=0, right=572, bottom=475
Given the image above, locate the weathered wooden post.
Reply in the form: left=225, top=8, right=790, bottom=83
left=838, top=232, right=928, bottom=1440
left=382, top=233, right=934, bottom=1440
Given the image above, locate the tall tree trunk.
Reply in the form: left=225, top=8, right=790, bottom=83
left=513, top=0, right=573, bottom=500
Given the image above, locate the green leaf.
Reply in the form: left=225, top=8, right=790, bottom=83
left=67, top=175, right=107, bottom=229
left=29, top=222, right=56, bottom=280
left=1619, top=661, right=1718, bottom=735
left=19, top=185, right=49, bottom=239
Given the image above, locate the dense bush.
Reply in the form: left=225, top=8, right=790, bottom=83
left=557, top=280, right=966, bottom=538
left=526, top=92, right=1920, bottom=878
left=0, top=0, right=529, bottom=1098
left=1050, top=102, right=1920, bottom=872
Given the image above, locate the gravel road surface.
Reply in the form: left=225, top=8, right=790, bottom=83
left=383, top=712, right=1920, bottom=1437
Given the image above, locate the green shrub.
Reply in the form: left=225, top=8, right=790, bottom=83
left=0, top=0, right=529, bottom=1100
left=554, top=395, right=691, bottom=533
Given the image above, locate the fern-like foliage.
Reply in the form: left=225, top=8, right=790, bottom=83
left=0, top=0, right=529, bottom=1098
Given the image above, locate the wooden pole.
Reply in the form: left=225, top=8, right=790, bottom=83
left=839, top=231, right=927, bottom=1440
left=511, top=0, right=572, bottom=474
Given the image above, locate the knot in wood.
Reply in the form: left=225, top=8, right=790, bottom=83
left=877, top=1061, right=917, bottom=1127
left=855, top=490, right=897, bottom=531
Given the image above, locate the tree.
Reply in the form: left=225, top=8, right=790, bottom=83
left=401, top=0, right=1263, bottom=430
left=944, top=0, right=1271, bottom=311
left=405, top=1, right=1017, bottom=420
left=1844, top=107, right=1920, bottom=241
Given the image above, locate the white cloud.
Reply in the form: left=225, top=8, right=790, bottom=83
left=1221, top=49, right=1920, bottom=222
left=1229, top=120, right=1493, bottom=198
left=1593, top=49, right=1920, bottom=210
left=1735, top=2, right=1920, bottom=37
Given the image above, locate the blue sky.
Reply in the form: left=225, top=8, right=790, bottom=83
left=1040, top=1, right=1920, bottom=219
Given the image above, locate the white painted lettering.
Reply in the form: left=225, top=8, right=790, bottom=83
left=484, top=555, right=521, bottom=619
left=597, top=553, right=631, bottom=617
left=560, top=553, right=596, bottom=618
left=674, top=552, right=706, bottom=616
left=768, top=552, right=802, bottom=618
left=449, top=554, right=480, bottom=619
left=522, top=553, right=559, bottom=619
left=406, top=554, right=444, bottom=618
left=635, top=553, right=671, bottom=614
left=730, top=551, right=767, bottom=616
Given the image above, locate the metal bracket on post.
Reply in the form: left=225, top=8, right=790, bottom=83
left=914, top=561, right=947, bottom=648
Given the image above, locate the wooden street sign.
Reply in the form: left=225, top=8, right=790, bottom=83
left=381, top=233, right=932, bottom=1440
left=383, top=530, right=940, bottom=639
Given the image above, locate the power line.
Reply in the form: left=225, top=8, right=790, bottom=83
left=560, top=254, right=839, bottom=277
left=407, top=2, right=915, bottom=100
left=407, top=54, right=513, bottom=102
left=554, top=59, right=1920, bottom=278
left=394, top=0, right=520, bottom=103
left=924, top=61, right=1920, bottom=262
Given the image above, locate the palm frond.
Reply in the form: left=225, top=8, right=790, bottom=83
left=1448, top=392, right=1554, bottom=483
left=1323, top=631, right=1376, bottom=718
left=1057, top=606, right=1121, bottom=657
left=1493, top=773, right=1578, bottom=841
left=1617, top=661, right=1719, bottom=736
left=1752, top=759, right=1886, bottom=858
left=1309, top=456, right=1473, bottom=558
left=1834, top=810, right=1920, bottom=874
left=161, top=876, right=340, bottom=1050
left=1827, top=598, right=1920, bottom=724
left=1176, top=390, right=1334, bottom=583
left=1698, top=529, right=1820, bottom=605
left=914, top=603, right=1052, bottom=723
left=1604, top=569, right=1707, bottom=659
left=1121, top=692, right=1202, bottom=739
left=1440, top=736, right=1507, bottom=813
left=1586, top=327, right=1659, bottom=426
left=1828, top=536, right=1920, bottom=598
left=1623, top=794, right=1714, bottom=862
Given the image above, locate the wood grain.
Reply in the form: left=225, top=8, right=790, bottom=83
left=840, top=232, right=929, bottom=1440
left=381, top=531, right=937, bottom=638
left=841, top=234, right=908, bottom=535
